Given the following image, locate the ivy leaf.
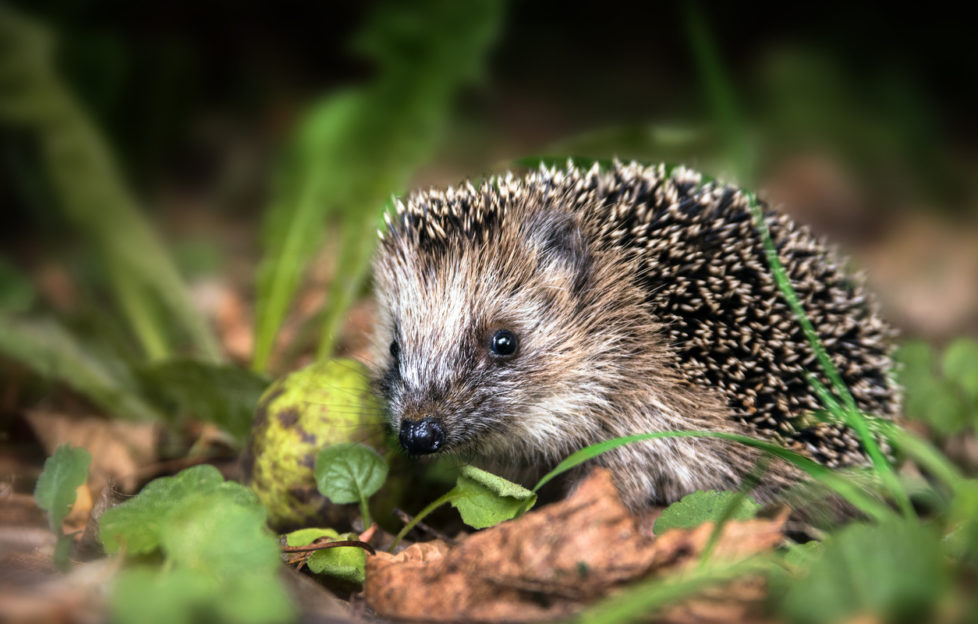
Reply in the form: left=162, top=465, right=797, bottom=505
left=654, top=490, right=761, bottom=534
left=34, top=444, right=91, bottom=532
left=781, top=520, right=945, bottom=624
left=99, top=464, right=259, bottom=555
left=314, top=443, right=388, bottom=505
left=451, top=465, right=537, bottom=529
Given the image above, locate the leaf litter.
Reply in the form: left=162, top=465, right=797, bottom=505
left=366, top=467, right=787, bottom=622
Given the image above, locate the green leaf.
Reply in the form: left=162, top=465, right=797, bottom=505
left=655, top=490, right=761, bottom=534
left=283, top=527, right=366, bottom=584
left=781, top=520, right=946, bottom=624
left=945, top=479, right=978, bottom=566
left=34, top=444, right=91, bottom=532
left=451, top=465, right=537, bottom=529
left=896, top=340, right=973, bottom=436
left=111, top=566, right=212, bottom=624
left=103, top=465, right=292, bottom=624
left=895, top=341, right=936, bottom=386
left=99, top=464, right=259, bottom=555
left=111, top=499, right=292, bottom=624
left=138, top=359, right=270, bottom=444
left=306, top=532, right=367, bottom=584
left=314, top=443, right=388, bottom=505
left=0, top=315, right=162, bottom=421
left=284, top=527, right=339, bottom=547
left=943, top=338, right=978, bottom=403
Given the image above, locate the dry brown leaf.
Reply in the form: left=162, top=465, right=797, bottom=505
left=26, top=410, right=158, bottom=493
left=365, top=467, right=786, bottom=622
left=0, top=556, right=119, bottom=624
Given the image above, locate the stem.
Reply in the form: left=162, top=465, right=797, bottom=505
left=389, top=489, right=461, bottom=552
left=359, top=495, right=372, bottom=530
left=576, top=556, right=773, bottom=624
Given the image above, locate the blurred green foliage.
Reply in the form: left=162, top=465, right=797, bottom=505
left=34, top=443, right=90, bottom=569
left=897, top=339, right=978, bottom=438
left=0, top=4, right=222, bottom=362
left=252, top=0, right=504, bottom=371
left=100, top=465, right=293, bottom=624
left=6, top=2, right=978, bottom=623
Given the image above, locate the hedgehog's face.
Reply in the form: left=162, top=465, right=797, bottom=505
left=370, top=203, right=649, bottom=465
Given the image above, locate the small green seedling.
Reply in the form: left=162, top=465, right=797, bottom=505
left=34, top=444, right=91, bottom=570
left=315, top=442, right=388, bottom=528
left=391, top=465, right=537, bottom=549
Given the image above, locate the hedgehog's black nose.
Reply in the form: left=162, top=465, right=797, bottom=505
left=399, top=418, right=445, bottom=455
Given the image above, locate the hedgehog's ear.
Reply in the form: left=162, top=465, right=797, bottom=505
left=527, top=212, right=591, bottom=288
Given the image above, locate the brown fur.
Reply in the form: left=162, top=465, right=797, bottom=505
left=369, top=161, right=897, bottom=509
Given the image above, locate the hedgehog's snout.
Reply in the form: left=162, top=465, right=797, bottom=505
left=398, top=417, right=445, bottom=455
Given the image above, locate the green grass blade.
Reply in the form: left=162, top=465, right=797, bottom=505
left=576, top=556, right=773, bottom=624
left=683, top=2, right=753, bottom=180
left=253, top=1, right=505, bottom=371
left=532, top=431, right=893, bottom=523
left=0, top=315, right=162, bottom=421
left=681, top=5, right=907, bottom=521
left=0, top=6, right=222, bottom=362
left=878, top=422, right=964, bottom=493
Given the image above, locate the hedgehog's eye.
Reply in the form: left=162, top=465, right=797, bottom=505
left=489, top=329, right=518, bottom=359
left=390, top=340, right=400, bottom=359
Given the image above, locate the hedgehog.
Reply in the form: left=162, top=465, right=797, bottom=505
left=369, top=160, right=899, bottom=510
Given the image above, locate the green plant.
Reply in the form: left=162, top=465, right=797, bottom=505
left=314, top=442, right=388, bottom=528
left=251, top=0, right=505, bottom=372
left=34, top=444, right=91, bottom=570
left=283, top=528, right=369, bottom=585
left=99, top=465, right=293, bottom=624
left=897, top=339, right=978, bottom=439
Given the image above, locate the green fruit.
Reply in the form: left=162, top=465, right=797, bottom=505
left=242, top=359, right=387, bottom=529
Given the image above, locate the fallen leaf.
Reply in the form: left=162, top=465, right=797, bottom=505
left=365, top=467, right=786, bottom=622
left=26, top=410, right=158, bottom=493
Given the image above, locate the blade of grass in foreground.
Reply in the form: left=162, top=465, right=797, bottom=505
left=0, top=6, right=222, bottom=362
left=253, top=0, right=505, bottom=372
left=684, top=2, right=911, bottom=518
left=532, top=431, right=894, bottom=523
left=0, top=315, right=161, bottom=421
left=575, top=556, right=772, bottom=624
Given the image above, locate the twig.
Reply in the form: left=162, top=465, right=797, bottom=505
left=281, top=539, right=376, bottom=556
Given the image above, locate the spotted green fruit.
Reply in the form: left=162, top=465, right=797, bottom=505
left=242, top=359, right=386, bottom=529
